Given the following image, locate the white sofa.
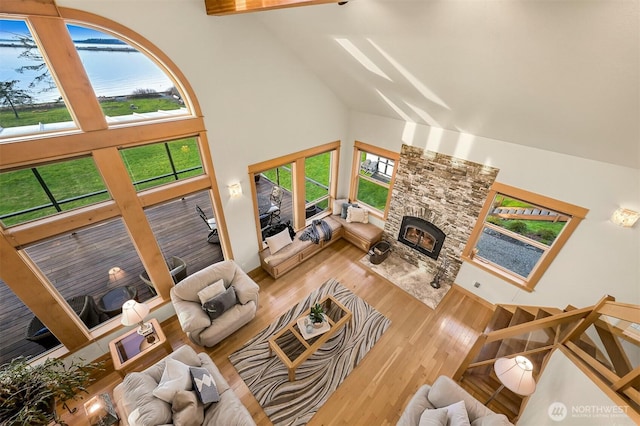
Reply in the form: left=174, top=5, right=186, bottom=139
left=397, top=376, right=513, bottom=426
left=170, top=260, right=259, bottom=347
left=113, top=345, right=255, bottom=426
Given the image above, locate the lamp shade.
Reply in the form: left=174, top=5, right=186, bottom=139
left=120, top=299, right=149, bottom=326
left=611, top=208, right=640, bottom=228
left=494, top=356, right=536, bottom=396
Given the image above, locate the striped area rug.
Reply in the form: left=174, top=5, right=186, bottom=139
left=228, top=278, right=391, bottom=426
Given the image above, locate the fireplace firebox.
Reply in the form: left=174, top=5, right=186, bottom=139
left=397, top=216, right=445, bottom=260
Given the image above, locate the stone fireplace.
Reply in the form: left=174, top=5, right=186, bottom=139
left=383, top=145, right=499, bottom=283
left=397, top=216, right=445, bottom=260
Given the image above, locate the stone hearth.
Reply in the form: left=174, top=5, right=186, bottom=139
left=383, top=144, right=499, bottom=284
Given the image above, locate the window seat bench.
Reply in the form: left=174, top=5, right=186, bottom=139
left=259, top=215, right=383, bottom=279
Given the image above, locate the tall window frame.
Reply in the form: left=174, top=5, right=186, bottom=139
left=462, top=182, right=588, bottom=291
left=349, top=141, right=399, bottom=220
left=0, top=5, right=229, bottom=358
left=248, top=141, right=340, bottom=246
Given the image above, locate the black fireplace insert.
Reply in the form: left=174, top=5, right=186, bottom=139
left=397, top=216, right=445, bottom=260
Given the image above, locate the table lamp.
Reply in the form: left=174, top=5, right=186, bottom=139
left=486, top=355, right=536, bottom=404
left=121, top=299, right=152, bottom=336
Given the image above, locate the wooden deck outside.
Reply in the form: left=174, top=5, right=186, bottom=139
left=0, top=191, right=223, bottom=364
left=254, top=176, right=293, bottom=228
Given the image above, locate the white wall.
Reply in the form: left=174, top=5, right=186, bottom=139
left=348, top=111, right=640, bottom=308
left=56, top=1, right=638, bottom=309
left=518, top=350, right=635, bottom=425
left=58, top=0, right=349, bottom=271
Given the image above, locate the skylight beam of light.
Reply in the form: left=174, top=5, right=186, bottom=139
left=335, top=38, right=392, bottom=81
left=376, top=89, right=413, bottom=122
left=404, top=100, right=441, bottom=128
left=368, top=39, right=449, bottom=110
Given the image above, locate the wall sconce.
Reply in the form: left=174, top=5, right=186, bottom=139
left=611, top=208, right=640, bottom=228
left=228, top=182, right=243, bottom=198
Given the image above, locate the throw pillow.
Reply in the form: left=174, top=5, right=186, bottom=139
left=152, top=358, right=193, bottom=404
left=122, top=373, right=172, bottom=426
left=341, top=202, right=358, bottom=219
left=419, top=407, right=448, bottom=426
left=444, top=400, right=471, bottom=426
left=470, top=413, right=512, bottom=426
left=332, top=198, right=348, bottom=215
left=171, top=390, right=204, bottom=426
left=346, top=206, right=369, bottom=223
left=202, top=285, right=237, bottom=320
left=265, top=228, right=292, bottom=254
left=190, top=366, right=220, bottom=404
left=197, top=279, right=226, bottom=305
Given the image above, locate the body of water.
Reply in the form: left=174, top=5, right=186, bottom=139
left=0, top=43, right=174, bottom=103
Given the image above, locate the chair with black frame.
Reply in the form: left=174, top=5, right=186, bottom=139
left=26, top=295, right=102, bottom=350
left=139, top=256, right=187, bottom=296
left=266, top=185, right=283, bottom=225
left=196, top=205, right=219, bottom=244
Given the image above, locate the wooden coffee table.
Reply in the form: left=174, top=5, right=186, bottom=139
left=268, top=294, right=352, bottom=381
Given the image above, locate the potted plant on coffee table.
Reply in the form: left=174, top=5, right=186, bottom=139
left=0, top=356, right=103, bottom=426
left=309, top=303, right=325, bottom=328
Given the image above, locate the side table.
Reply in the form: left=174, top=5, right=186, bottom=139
left=109, top=318, right=172, bottom=377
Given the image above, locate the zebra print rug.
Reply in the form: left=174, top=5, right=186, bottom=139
left=228, top=278, right=390, bottom=426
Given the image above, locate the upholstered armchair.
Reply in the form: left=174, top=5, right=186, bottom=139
left=170, top=260, right=259, bottom=347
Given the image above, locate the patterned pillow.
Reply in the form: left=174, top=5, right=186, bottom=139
left=346, top=206, right=369, bottom=223
left=202, top=285, right=237, bottom=320
left=189, top=366, right=220, bottom=404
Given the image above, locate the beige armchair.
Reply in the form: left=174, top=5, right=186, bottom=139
left=170, top=260, right=259, bottom=347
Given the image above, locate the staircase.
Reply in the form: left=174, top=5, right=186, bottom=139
left=453, top=302, right=609, bottom=422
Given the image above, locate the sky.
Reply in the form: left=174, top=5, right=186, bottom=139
left=0, top=19, right=116, bottom=41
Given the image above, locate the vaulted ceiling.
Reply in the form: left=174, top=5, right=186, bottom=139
left=226, top=0, right=639, bottom=169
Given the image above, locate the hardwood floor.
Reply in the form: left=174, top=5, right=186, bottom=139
left=60, top=240, right=494, bottom=425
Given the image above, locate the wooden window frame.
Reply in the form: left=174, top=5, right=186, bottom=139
left=461, top=182, right=588, bottom=292
left=0, top=4, right=228, bottom=355
left=349, top=141, right=399, bottom=220
left=248, top=141, right=340, bottom=247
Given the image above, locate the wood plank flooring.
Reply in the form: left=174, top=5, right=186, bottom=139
left=59, top=240, right=494, bottom=426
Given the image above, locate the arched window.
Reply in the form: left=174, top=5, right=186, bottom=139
left=0, top=5, right=228, bottom=362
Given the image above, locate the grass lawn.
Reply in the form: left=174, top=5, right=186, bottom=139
left=0, top=130, right=202, bottom=226
left=0, top=97, right=182, bottom=128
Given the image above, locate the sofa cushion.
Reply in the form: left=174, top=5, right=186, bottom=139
left=333, top=198, right=348, bottom=215
left=172, top=390, right=204, bottom=426
left=341, top=202, right=358, bottom=218
left=152, top=358, right=193, bottom=403
left=444, top=400, right=471, bottom=426
left=146, top=345, right=203, bottom=384
left=190, top=366, right=220, bottom=404
left=470, top=413, right=513, bottom=426
left=265, top=228, right=293, bottom=254
left=419, top=407, right=448, bottom=426
left=427, top=376, right=494, bottom=422
left=202, top=285, right=237, bottom=320
left=347, top=206, right=369, bottom=223
left=197, top=279, right=226, bottom=304
left=122, top=372, right=172, bottom=426
left=173, top=261, right=237, bottom=303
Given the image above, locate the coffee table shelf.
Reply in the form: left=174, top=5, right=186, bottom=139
left=268, top=295, right=352, bottom=381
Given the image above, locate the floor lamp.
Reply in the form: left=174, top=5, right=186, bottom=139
left=486, top=355, right=537, bottom=405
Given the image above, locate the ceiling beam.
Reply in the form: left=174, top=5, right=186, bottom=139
left=204, top=0, right=343, bottom=16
